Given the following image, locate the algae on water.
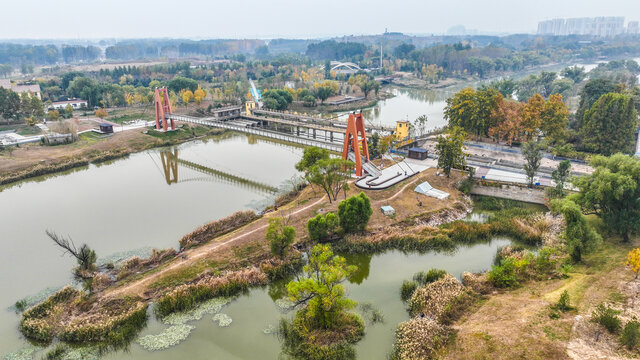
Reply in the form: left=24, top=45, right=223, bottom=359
left=3, top=346, right=42, bottom=360
left=137, top=324, right=195, bottom=351
left=162, top=297, right=231, bottom=325
left=213, top=313, right=232, bottom=327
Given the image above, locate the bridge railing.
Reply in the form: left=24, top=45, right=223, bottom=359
left=169, top=114, right=343, bottom=152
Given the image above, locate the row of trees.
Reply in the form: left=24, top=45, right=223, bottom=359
left=0, top=88, right=44, bottom=123
left=444, top=87, right=570, bottom=145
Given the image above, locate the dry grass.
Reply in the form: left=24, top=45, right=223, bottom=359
left=443, top=238, right=640, bottom=360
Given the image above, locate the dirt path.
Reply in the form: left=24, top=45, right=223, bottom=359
left=107, top=170, right=439, bottom=299
left=106, top=194, right=328, bottom=298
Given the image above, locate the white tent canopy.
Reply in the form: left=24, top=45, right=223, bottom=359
left=414, top=181, right=449, bottom=200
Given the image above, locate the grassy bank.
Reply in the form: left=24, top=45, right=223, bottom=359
left=0, top=124, right=223, bottom=188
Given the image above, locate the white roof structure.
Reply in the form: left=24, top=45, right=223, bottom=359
left=414, top=181, right=449, bottom=200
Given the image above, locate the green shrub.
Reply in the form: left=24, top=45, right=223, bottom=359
left=458, top=177, right=473, bottom=194
left=621, top=320, right=640, bottom=350
left=14, top=299, right=27, bottom=313
left=338, top=193, right=373, bottom=233
left=400, top=280, right=418, bottom=302
left=488, top=258, right=519, bottom=288
left=554, top=290, right=573, bottom=312
left=413, top=269, right=447, bottom=285
left=307, top=212, right=339, bottom=242
left=591, top=303, right=622, bottom=334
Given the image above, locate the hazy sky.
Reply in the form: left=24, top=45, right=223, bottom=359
left=2, top=0, right=640, bottom=39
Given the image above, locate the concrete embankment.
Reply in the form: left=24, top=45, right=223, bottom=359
left=470, top=184, right=546, bottom=204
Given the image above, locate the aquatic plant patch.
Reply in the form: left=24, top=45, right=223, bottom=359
left=3, top=346, right=43, bottom=360
left=212, top=313, right=232, bottom=327
left=137, top=324, right=195, bottom=351
left=162, top=297, right=231, bottom=325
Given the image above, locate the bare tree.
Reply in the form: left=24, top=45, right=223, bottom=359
left=46, top=230, right=97, bottom=273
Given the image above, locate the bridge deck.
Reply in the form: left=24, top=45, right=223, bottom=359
left=168, top=114, right=344, bottom=152
left=251, top=109, right=393, bottom=132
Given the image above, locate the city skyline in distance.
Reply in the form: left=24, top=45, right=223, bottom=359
left=1, top=0, right=640, bottom=40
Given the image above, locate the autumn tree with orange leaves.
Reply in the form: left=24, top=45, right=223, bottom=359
left=489, top=96, right=525, bottom=145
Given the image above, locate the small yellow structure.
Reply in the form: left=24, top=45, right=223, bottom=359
left=245, top=100, right=257, bottom=115
left=395, top=120, right=410, bottom=140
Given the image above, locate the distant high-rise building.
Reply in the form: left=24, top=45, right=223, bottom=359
left=537, top=17, right=626, bottom=37
left=628, top=21, right=640, bottom=34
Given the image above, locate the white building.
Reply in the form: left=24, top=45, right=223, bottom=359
left=537, top=17, right=626, bottom=37
left=50, top=99, right=88, bottom=110
left=628, top=21, right=639, bottom=34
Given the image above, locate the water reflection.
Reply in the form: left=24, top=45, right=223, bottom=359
left=157, top=148, right=279, bottom=194
left=345, top=253, right=372, bottom=285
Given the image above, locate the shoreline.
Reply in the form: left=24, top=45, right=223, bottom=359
left=15, top=170, right=548, bottom=351
left=0, top=125, right=225, bottom=189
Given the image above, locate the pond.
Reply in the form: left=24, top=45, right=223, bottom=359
left=97, top=237, right=513, bottom=360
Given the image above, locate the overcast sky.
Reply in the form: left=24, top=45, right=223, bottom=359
left=2, top=0, right=639, bottom=39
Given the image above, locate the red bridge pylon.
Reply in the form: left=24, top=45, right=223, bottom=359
left=154, top=87, right=174, bottom=131
left=342, top=112, right=370, bottom=177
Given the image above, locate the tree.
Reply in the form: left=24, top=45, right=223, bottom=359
left=46, top=110, right=60, bottom=122
left=286, top=243, right=357, bottom=329
left=194, top=85, right=206, bottom=105
left=354, top=74, right=377, bottom=99
left=551, top=160, right=571, bottom=196
left=576, top=78, right=615, bottom=128
left=266, top=217, right=296, bottom=259
left=296, top=147, right=330, bottom=172
left=181, top=90, right=194, bottom=106
left=435, top=126, right=467, bottom=177
left=167, top=76, right=198, bottom=93
left=522, top=140, right=543, bottom=188
left=377, top=135, right=394, bottom=165
left=307, top=212, right=339, bottom=242
left=487, top=78, right=517, bottom=98
left=64, top=104, right=74, bottom=117
left=20, top=93, right=45, bottom=120
left=0, top=87, right=21, bottom=121
left=412, top=114, right=428, bottom=137
left=307, top=158, right=353, bottom=203
left=562, top=66, right=586, bottom=83
left=540, top=94, right=569, bottom=144
left=337, top=193, right=372, bottom=233
left=444, top=87, right=501, bottom=138
left=572, top=154, right=640, bottom=242
left=521, top=94, right=544, bottom=142
left=314, top=81, right=337, bottom=104
left=45, top=230, right=97, bottom=276
left=489, top=97, right=524, bottom=145
left=626, top=248, right=640, bottom=280
left=551, top=199, right=601, bottom=262
left=581, top=93, right=637, bottom=155
left=20, top=63, right=34, bottom=75
left=95, top=108, right=107, bottom=119
left=296, top=147, right=330, bottom=184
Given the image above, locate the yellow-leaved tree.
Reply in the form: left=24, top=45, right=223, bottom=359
left=626, top=248, right=640, bottom=280
left=194, top=86, right=206, bottom=105
left=181, top=90, right=194, bottom=107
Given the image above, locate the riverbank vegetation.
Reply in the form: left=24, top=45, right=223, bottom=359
left=0, top=124, right=223, bottom=187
